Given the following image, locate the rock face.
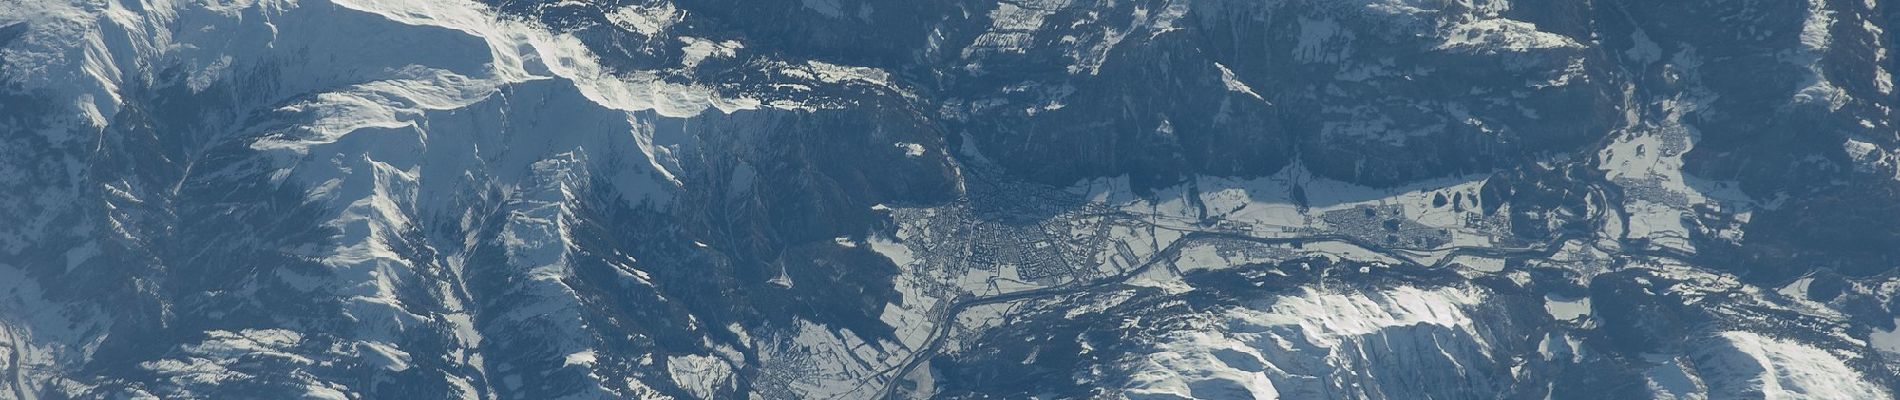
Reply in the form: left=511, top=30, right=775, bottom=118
left=0, top=0, right=1896, bottom=399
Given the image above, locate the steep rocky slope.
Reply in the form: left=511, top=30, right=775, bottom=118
left=1, top=0, right=1897, bottom=398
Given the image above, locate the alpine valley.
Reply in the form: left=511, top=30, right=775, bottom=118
left=1, top=0, right=1898, bottom=398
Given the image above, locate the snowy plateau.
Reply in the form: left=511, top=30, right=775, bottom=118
left=1, top=0, right=1899, bottom=399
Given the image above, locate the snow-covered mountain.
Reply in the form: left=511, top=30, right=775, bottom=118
left=0, top=0, right=1896, bottom=398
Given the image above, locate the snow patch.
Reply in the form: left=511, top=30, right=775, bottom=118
left=1542, top=294, right=1591, bottom=321
left=1694, top=331, right=1890, bottom=399
left=666, top=353, right=734, bottom=399
left=606, top=3, right=681, bottom=36
left=1213, top=62, right=1265, bottom=101
left=894, top=142, right=925, bottom=157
